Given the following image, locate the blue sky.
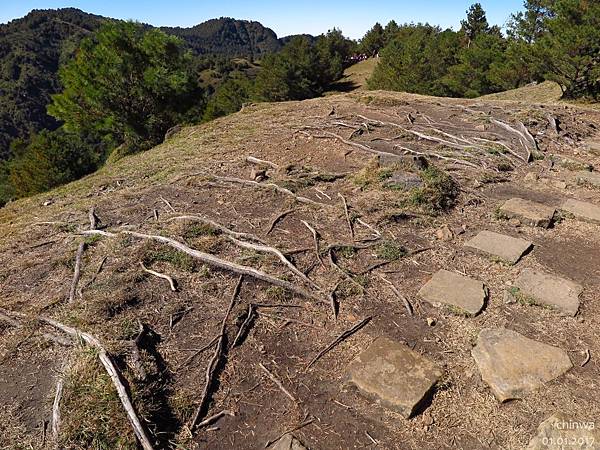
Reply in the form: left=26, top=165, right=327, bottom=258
left=0, top=1, right=525, bottom=39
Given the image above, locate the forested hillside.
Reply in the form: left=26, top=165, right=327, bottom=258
left=0, top=9, right=284, bottom=161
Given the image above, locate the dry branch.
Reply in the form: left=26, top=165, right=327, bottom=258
left=378, top=274, right=413, bottom=316
left=88, top=207, right=99, bottom=230
left=0, top=310, right=71, bottom=346
left=190, top=276, right=242, bottom=432
left=265, top=419, right=314, bottom=448
left=232, top=304, right=254, bottom=347
left=305, top=317, right=372, bottom=370
left=51, top=374, right=64, bottom=442
left=83, top=229, right=324, bottom=303
left=140, top=262, right=177, bottom=291
left=194, top=410, right=235, bottom=429
left=211, top=176, right=325, bottom=206
left=68, top=242, right=86, bottom=303
left=160, top=196, right=176, bottom=213
left=258, top=362, right=297, bottom=403
left=246, top=156, right=279, bottom=169
left=266, top=208, right=296, bottom=235
left=225, top=236, right=321, bottom=290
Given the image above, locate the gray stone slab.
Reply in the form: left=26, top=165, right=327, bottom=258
left=513, top=269, right=582, bottom=316
left=345, top=337, right=442, bottom=418
left=562, top=198, right=600, bottom=224
left=418, top=269, right=486, bottom=316
left=576, top=171, right=600, bottom=187
left=464, top=230, right=533, bottom=265
left=499, top=198, right=556, bottom=228
left=272, top=434, right=308, bottom=450
left=383, top=171, right=423, bottom=191
left=527, top=413, right=599, bottom=450
left=472, top=328, right=572, bottom=402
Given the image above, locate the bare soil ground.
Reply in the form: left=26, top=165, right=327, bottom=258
left=1, top=90, right=600, bottom=450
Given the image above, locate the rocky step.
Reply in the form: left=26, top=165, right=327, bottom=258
left=471, top=328, right=572, bottom=402
left=345, top=337, right=442, bottom=418
left=464, top=230, right=533, bottom=265
left=510, top=269, right=582, bottom=316
left=561, top=198, right=600, bottom=224
left=418, top=269, right=487, bottom=316
left=272, top=433, right=308, bottom=450
left=575, top=170, right=600, bottom=188
left=499, top=198, right=556, bottom=228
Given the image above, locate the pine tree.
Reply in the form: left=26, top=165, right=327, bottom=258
left=460, top=3, right=490, bottom=45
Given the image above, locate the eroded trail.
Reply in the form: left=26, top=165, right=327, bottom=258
left=1, top=91, right=600, bottom=449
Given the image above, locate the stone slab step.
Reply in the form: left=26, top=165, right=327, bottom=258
left=464, top=230, right=533, bottom=265
left=418, top=269, right=486, bottom=316
left=499, top=198, right=556, bottom=228
left=345, top=337, right=442, bottom=418
left=562, top=198, right=600, bottom=224
left=512, top=269, right=582, bottom=316
left=471, top=328, right=572, bottom=402
left=272, top=434, right=308, bottom=450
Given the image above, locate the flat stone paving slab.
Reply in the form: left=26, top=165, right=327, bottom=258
left=499, top=198, right=556, bottom=228
left=562, top=198, right=600, bottom=224
left=513, top=268, right=582, bottom=316
left=527, top=413, right=600, bottom=450
left=272, top=434, right=308, bottom=450
left=576, top=171, right=600, bottom=187
left=472, top=328, right=572, bottom=402
left=345, top=337, right=442, bottom=418
left=418, top=269, right=486, bottom=316
left=464, top=230, right=533, bottom=265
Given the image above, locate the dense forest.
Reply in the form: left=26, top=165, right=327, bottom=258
left=0, top=0, right=599, bottom=206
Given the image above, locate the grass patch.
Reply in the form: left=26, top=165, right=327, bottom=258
left=183, top=223, right=220, bottom=239
left=407, top=166, right=459, bottom=213
left=375, top=240, right=407, bottom=261
left=59, top=349, right=137, bottom=449
left=143, top=247, right=195, bottom=272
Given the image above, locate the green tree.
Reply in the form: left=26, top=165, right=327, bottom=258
left=460, top=3, right=490, bottom=44
left=536, top=0, right=600, bottom=99
left=508, top=0, right=554, bottom=43
left=8, top=128, right=105, bottom=197
left=203, top=72, right=253, bottom=121
left=360, top=23, right=385, bottom=56
left=48, top=21, right=202, bottom=154
left=315, top=28, right=354, bottom=84
left=383, top=20, right=400, bottom=45
left=368, top=25, right=460, bottom=96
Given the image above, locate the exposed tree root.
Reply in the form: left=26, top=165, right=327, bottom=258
left=140, top=262, right=177, bottom=292
left=246, top=156, right=279, bottom=169
left=189, top=276, right=242, bottom=432
left=338, top=193, right=354, bottom=240
left=265, top=208, right=296, bottom=235
left=305, top=317, right=371, bottom=371
left=258, top=362, right=297, bottom=403
left=301, top=220, right=325, bottom=268
left=168, top=214, right=266, bottom=244
left=68, top=242, right=86, bottom=303
left=378, top=274, right=413, bottom=316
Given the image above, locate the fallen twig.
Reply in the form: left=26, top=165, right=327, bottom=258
left=232, top=304, right=255, bottom=347
left=338, top=193, right=354, bottom=240
left=79, top=256, right=107, bottom=295
left=301, top=220, right=325, bottom=268
left=194, top=410, right=235, bottom=429
left=378, top=274, right=413, bottom=316
left=68, top=242, right=86, bottom=303
left=88, top=206, right=99, bottom=230
left=305, top=317, right=372, bottom=370
left=190, top=276, right=242, bottom=432
left=265, top=419, right=314, bottom=448
left=266, top=208, right=296, bottom=235
left=51, top=374, right=64, bottom=443
left=160, top=196, right=176, bottom=213
left=140, top=262, right=177, bottom=292
left=258, top=362, right=297, bottom=403
left=581, top=349, right=591, bottom=367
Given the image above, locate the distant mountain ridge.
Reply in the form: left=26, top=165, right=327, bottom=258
left=0, top=8, right=290, bottom=160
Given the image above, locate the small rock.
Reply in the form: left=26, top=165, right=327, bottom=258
left=251, top=168, right=268, bottom=182
left=383, top=171, right=423, bottom=191
left=272, top=433, right=308, bottom=450
left=418, top=269, right=487, bottom=316
left=524, top=172, right=539, bottom=182
left=426, top=317, right=436, bottom=327
left=422, top=413, right=434, bottom=427
left=503, top=290, right=516, bottom=304
left=499, top=198, right=556, bottom=228
left=561, top=198, right=600, bottom=224
left=345, top=337, right=442, bottom=418
left=512, top=268, right=582, bottom=316
left=464, top=230, right=533, bottom=265
left=508, top=218, right=521, bottom=227
left=527, top=413, right=599, bottom=450
left=551, top=180, right=568, bottom=189
left=472, top=328, right=572, bottom=402
left=435, top=225, right=453, bottom=241
left=43, top=200, right=53, bottom=206
left=453, top=225, right=466, bottom=236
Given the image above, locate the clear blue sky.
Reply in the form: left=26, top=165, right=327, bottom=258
left=0, top=1, right=524, bottom=39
